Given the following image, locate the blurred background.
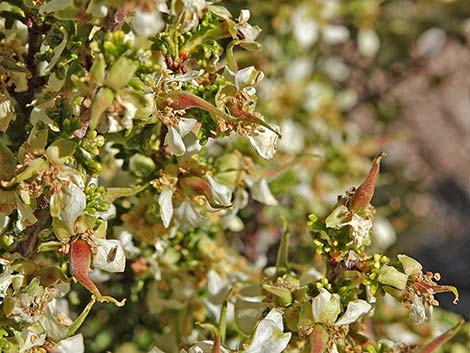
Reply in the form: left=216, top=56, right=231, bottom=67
left=224, top=0, right=470, bottom=318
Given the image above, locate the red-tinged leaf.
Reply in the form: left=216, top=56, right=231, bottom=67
left=309, top=324, right=329, bottom=353
left=350, top=152, right=386, bottom=212
left=70, top=239, right=126, bottom=307
left=414, top=320, right=464, bottom=353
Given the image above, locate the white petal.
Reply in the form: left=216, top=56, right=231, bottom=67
left=411, top=294, right=427, bottom=324
left=336, top=300, right=372, bottom=326
left=92, top=239, right=126, bottom=273
left=235, top=66, right=264, bottom=91
left=158, top=187, right=174, bottom=228
left=182, top=133, right=201, bottom=156
left=0, top=265, right=13, bottom=298
left=132, top=8, right=164, bottom=38
left=397, top=254, right=422, bottom=276
left=250, top=178, right=278, bottom=206
left=177, top=118, right=198, bottom=137
left=53, top=334, right=84, bottom=353
left=57, top=183, right=86, bottom=234
left=322, top=25, right=350, bottom=45
left=207, top=176, right=232, bottom=207
left=312, top=288, right=340, bottom=324
left=207, top=270, right=229, bottom=304
left=39, top=299, right=71, bottom=341
left=116, top=228, right=141, bottom=257
left=279, top=120, right=304, bottom=154
left=245, top=309, right=291, bottom=353
left=175, top=200, right=206, bottom=230
left=292, top=10, right=319, bottom=47
left=247, top=124, right=280, bottom=160
left=165, top=127, right=186, bottom=156
left=358, top=29, right=380, bottom=58
left=372, top=218, right=396, bottom=250
left=20, top=329, right=46, bottom=351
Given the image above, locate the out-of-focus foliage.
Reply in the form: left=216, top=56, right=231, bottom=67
left=0, top=0, right=469, bottom=352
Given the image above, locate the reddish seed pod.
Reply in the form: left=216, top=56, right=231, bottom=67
left=70, top=239, right=102, bottom=298
left=350, top=152, right=386, bottom=213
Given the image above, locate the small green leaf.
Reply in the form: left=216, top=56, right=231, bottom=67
left=262, top=284, right=292, bottom=306
left=377, top=265, right=408, bottom=291
left=89, top=87, right=114, bottom=130
left=105, top=57, right=137, bottom=91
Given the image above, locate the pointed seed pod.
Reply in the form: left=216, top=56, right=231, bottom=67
left=70, top=239, right=126, bottom=306
left=350, top=152, right=386, bottom=212
left=309, top=324, right=329, bottom=353
left=70, top=239, right=102, bottom=298
left=179, top=176, right=229, bottom=209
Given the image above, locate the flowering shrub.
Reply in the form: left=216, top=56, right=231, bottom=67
left=0, top=1, right=467, bottom=352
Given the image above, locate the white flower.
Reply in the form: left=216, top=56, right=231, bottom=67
left=248, top=178, right=278, bottom=206
left=52, top=334, right=84, bottom=353
left=0, top=262, right=14, bottom=300
left=132, top=8, right=164, bottom=38
left=92, top=238, right=126, bottom=273
left=372, top=218, right=396, bottom=250
left=50, top=182, right=86, bottom=234
left=175, top=200, right=206, bottom=230
left=158, top=187, right=174, bottom=228
left=312, top=288, right=372, bottom=326
left=245, top=308, right=291, bottom=353
left=347, top=213, right=373, bottom=248
left=358, top=29, right=380, bottom=58
left=236, top=9, right=261, bottom=42
left=323, top=57, right=350, bottom=82
left=292, top=7, right=319, bottom=47
left=279, top=120, right=305, bottom=154
left=207, top=176, right=232, bottom=207
left=116, top=227, right=141, bottom=257
left=39, top=298, right=73, bottom=341
left=247, top=123, right=280, bottom=160
left=19, top=329, right=46, bottom=353
left=234, top=66, right=264, bottom=91
left=322, top=25, right=350, bottom=45
left=0, top=94, right=15, bottom=132
left=207, top=269, right=229, bottom=304
left=164, top=118, right=198, bottom=156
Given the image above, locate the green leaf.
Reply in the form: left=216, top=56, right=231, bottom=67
left=377, top=265, right=408, bottom=291
left=89, top=87, right=114, bottom=130
left=105, top=57, right=137, bottom=91
left=262, top=284, right=292, bottom=306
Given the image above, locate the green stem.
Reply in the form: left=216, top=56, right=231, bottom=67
left=275, top=217, right=290, bottom=275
